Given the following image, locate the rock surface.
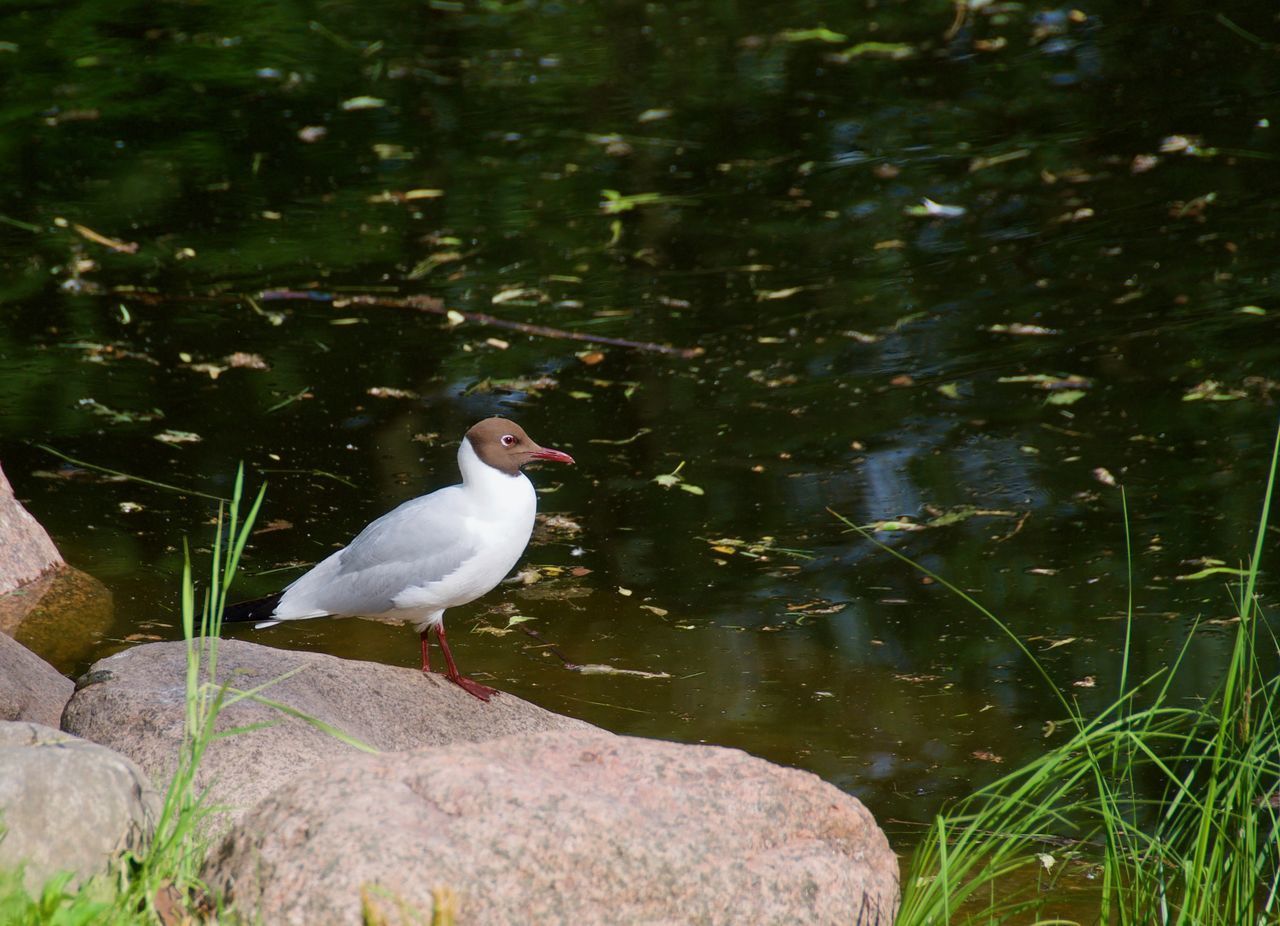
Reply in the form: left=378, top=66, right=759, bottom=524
left=0, top=634, right=73, bottom=727
left=204, top=729, right=900, bottom=925
left=0, top=462, right=63, bottom=597
left=0, top=722, right=160, bottom=893
left=62, top=638, right=598, bottom=827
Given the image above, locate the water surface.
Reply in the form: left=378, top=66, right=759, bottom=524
left=2, top=0, right=1279, bottom=858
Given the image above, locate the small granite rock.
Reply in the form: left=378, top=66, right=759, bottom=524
left=0, top=722, right=160, bottom=894
left=0, top=634, right=73, bottom=727
left=204, top=729, right=900, bottom=925
left=61, top=638, right=598, bottom=828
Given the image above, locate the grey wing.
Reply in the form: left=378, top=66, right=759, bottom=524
left=274, top=488, right=478, bottom=618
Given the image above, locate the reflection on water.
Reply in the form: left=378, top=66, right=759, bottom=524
left=2, top=0, right=1279, bottom=846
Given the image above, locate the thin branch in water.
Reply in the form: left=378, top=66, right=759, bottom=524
left=259, top=467, right=357, bottom=489
left=35, top=444, right=229, bottom=501
left=265, top=387, right=312, bottom=414
left=260, top=289, right=705, bottom=358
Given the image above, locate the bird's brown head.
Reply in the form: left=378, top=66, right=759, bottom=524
left=465, top=417, right=575, bottom=476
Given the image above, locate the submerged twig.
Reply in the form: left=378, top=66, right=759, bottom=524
left=261, top=290, right=705, bottom=358
left=519, top=625, right=581, bottom=670
left=35, top=444, right=229, bottom=501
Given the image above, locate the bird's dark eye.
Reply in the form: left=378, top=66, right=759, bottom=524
left=501, top=434, right=516, bottom=447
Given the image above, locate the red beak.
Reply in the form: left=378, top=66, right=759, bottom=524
left=530, top=446, right=575, bottom=465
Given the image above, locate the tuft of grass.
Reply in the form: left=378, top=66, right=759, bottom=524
left=0, top=465, right=265, bottom=923
left=839, top=420, right=1280, bottom=925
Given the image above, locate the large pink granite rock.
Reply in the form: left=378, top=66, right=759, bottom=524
left=203, top=729, right=900, bottom=925
left=61, top=639, right=597, bottom=829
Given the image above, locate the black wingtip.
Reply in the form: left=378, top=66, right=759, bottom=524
left=222, top=592, right=284, bottom=624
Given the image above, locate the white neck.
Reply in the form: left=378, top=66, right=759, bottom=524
left=457, top=437, right=533, bottom=507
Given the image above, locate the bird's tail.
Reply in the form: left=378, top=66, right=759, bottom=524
left=222, top=592, right=284, bottom=626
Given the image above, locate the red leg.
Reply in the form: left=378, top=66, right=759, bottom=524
left=434, top=622, right=496, bottom=702
left=419, top=628, right=432, bottom=673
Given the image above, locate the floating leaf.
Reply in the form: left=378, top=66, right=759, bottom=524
left=1175, top=565, right=1250, bottom=581
left=998, top=373, right=1092, bottom=391
left=367, top=386, right=419, bottom=399
left=1183, top=380, right=1245, bottom=402
left=573, top=664, right=671, bottom=679
left=867, top=519, right=928, bottom=532
left=906, top=198, right=966, bottom=218
left=340, top=95, right=386, bottom=111
left=187, top=362, right=227, bottom=379
left=1045, top=389, right=1086, bottom=406
left=653, top=460, right=700, bottom=494
left=1040, top=636, right=1078, bottom=651
left=600, top=189, right=698, bottom=215
left=778, top=27, right=847, bottom=43
left=833, top=41, right=915, bottom=60
left=756, top=286, right=804, bottom=301
left=702, top=536, right=813, bottom=560
left=77, top=398, right=163, bottom=425
left=155, top=429, right=202, bottom=445
left=988, top=323, right=1060, bottom=336
left=492, top=286, right=544, bottom=305
left=226, top=352, right=269, bottom=370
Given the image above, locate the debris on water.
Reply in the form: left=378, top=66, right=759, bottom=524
left=77, top=398, right=162, bottom=425
left=227, top=352, right=270, bottom=370
left=588, top=427, right=651, bottom=446
left=1175, top=558, right=1250, bottom=581
left=340, top=95, right=386, bottom=110
left=702, top=536, right=813, bottom=561
left=572, top=664, right=671, bottom=679
left=777, top=27, right=847, bottom=44
left=366, top=386, right=420, bottom=399
left=534, top=513, right=583, bottom=538
left=987, top=323, right=1060, bottom=336
left=860, top=506, right=1021, bottom=533
left=998, top=372, right=1092, bottom=392
left=653, top=461, right=704, bottom=495
left=906, top=198, right=966, bottom=218
left=154, top=429, right=201, bottom=445
left=1183, top=380, right=1245, bottom=402
left=832, top=41, right=916, bottom=61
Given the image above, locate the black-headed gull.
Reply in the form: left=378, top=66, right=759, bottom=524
left=226, top=417, right=575, bottom=700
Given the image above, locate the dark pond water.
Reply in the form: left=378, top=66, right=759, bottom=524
left=3, top=0, right=1280, bottom=862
